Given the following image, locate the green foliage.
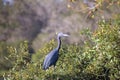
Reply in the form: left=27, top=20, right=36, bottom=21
left=0, top=41, right=11, bottom=77
left=0, top=41, right=30, bottom=78
left=0, top=41, right=10, bottom=70
left=2, top=17, right=120, bottom=80
left=93, top=19, right=120, bottom=80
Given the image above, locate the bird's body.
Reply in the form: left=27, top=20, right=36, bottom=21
left=43, top=48, right=59, bottom=70
left=43, top=32, right=69, bottom=70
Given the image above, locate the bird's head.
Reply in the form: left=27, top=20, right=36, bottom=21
left=57, top=32, right=69, bottom=38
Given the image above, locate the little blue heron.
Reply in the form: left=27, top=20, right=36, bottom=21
left=43, top=32, right=69, bottom=70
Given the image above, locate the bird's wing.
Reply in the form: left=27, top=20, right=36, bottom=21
left=43, top=49, right=59, bottom=69
left=49, top=50, right=59, bottom=66
left=43, top=54, right=51, bottom=69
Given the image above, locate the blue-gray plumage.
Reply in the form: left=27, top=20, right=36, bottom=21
left=43, top=32, right=69, bottom=70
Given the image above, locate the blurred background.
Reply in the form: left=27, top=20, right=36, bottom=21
left=0, top=0, right=119, bottom=51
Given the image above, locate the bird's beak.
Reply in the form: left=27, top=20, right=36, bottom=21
left=63, top=34, right=69, bottom=37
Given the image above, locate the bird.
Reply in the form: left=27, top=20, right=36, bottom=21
left=2, top=0, right=14, bottom=6
left=43, top=32, right=69, bottom=70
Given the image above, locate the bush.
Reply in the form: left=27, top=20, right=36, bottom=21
left=2, top=16, right=120, bottom=80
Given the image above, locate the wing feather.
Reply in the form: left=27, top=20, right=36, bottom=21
left=43, top=49, right=59, bottom=70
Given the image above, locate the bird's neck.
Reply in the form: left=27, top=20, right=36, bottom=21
left=57, top=36, right=61, bottom=51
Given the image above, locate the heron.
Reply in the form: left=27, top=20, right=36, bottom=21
left=2, top=0, right=14, bottom=6
left=43, top=32, right=69, bottom=70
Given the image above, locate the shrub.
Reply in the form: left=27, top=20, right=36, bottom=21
left=3, top=16, right=120, bottom=80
